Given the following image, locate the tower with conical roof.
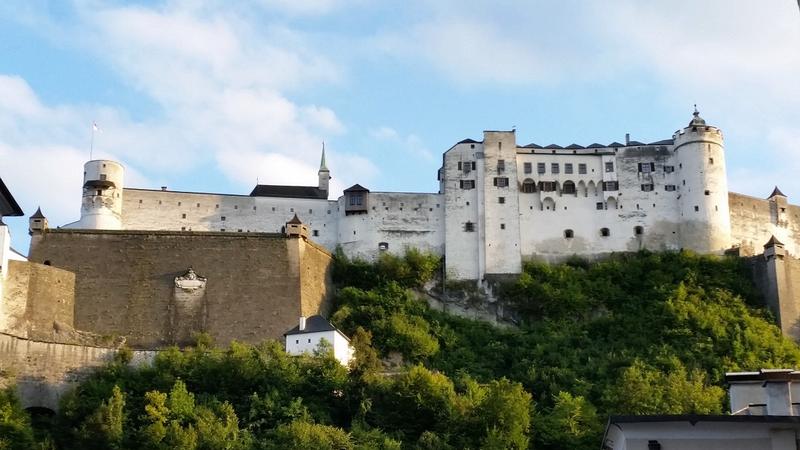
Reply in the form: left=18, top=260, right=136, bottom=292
left=318, top=143, right=330, bottom=197
left=79, top=159, right=125, bottom=229
left=672, top=107, right=731, bottom=253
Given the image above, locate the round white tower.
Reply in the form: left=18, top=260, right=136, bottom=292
left=79, top=160, right=124, bottom=229
left=673, top=109, right=731, bottom=253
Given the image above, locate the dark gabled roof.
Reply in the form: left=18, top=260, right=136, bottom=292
left=522, top=143, right=542, bottom=149
left=249, top=185, right=327, bottom=199
left=608, top=142, right=625, bottom=147
left=457, top=138, right=480, bottom=145
left=764, top=235, right=784, bottom=248
left=627, top=140, right=646, bottom=146
left=30, top=207, right=45, bottom=219
left=287, top=213, right=302, bottom=224
left=565, top=144, right=585, bottom=149
left=0, top=177, right=23, bottom=217
left=769, top=186, right=787, bottom=198
left=587, top=143, right=605, bottom=148
left=649, top=139, right=675, bottom=145
left=544, top=144, right=563, bottom=149
left=609, top=414, right=800, bottom=425
left=285, top=315, right=337, bottom=336
left=343, top=184, right=369, bottom=193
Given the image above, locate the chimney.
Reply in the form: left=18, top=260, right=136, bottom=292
left=625, top=133, right=630, bottom=146
left=299, top=316, right=306, bottom=331
left=161, top=186, right=167, bottom=191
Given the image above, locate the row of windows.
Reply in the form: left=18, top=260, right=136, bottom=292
left=564, top=226, right=644, bottom=238
left=139, top=199, right=333, bottom=214
left=459, top=159, right=712, bottom=178
left=523, top=162, right=593, bottom=175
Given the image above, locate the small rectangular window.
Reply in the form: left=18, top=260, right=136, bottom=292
left=565, top=163, right=573, bottom=174
left=578, top=163, right=587, bottom=174
left=603, top=181, right=619, bottom=191
left=221, top=216, right=226, bottom=221
left=639, top=162, right=654, bottom=173
left=181, top=213, right=186, bottom=218
left=99, top=174, right=107, bottom=180
left=497, top=159, right=505, bottom=173
left=493, top=177, right=509, bottom=187
left=694, top=205, right=700, bottom=212
left=596, top=202, right=605, bottom=210
left=641, top=184, right=654, bottom=192
left=500, top=223, right=506, bottom=230
left=460, top=180, right=475, bottom=189
left=537, top=162, right=546, bottom=174
left=498, top=197, right=505, bottom=204
left=664, top=165, right=675, bottom=173
left=665, top=185, right=676, bottom=191
left=551, top=163, right=560, bottom=174
left=539, top=181, right=557, bottom=192
left=605, top=162, right=615, bottom=173
left=524, top=162, right=532, bottom=174
left=464, top=221, right=475, bottom=232
left=313, top=230, right=319, bottom=236
left=704, top=190, right=710, bottom=195
left=709, top=158, right=714, bottom=164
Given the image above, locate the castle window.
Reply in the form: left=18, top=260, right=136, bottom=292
left=43, top=260, right=51, bottom=266
left=709, top=157, right=714, bottom=164
left=641, top=184, right=654, bottom=192
left=679, top=163, right=683, bottom=169
left=313, top=230, right=319, bottom=237
left=296, top=340, right=299, bottom=344
left=564, top=229, right=574, bottom=239
left=539, top=181, right=557, bottom=192
left=215, top=204, right=218, bottom=208
left=221, top=216, right=226, bottom=221
left=605, top=162, right=614, bottom=172
left=682, top=180, right=686, bottom=186
left=159, top=201, right=163, bottom=205
left=500, top=223, right=506, bottom=230
left=253, top=206, right=257, bottom=210
left=522, top=179, right=536, bottom=193
left=602, top=181, right=619, bottom=191
left=327, top=210, right=331, bottom=214
left=378, top=242, right=389, bottom=251
left=234, top=205, right=238, bottom=209
left=565, top=163, right=573, bottom=174
left=551, top=163, right=560, bottom=174
left=664, top=165, right=675, bottom=173
left=272, top=207, right=276, bottom=211
left=309, top=209, right=313, bottom=214
left=498, top=197, right=506, bottom=204
left=497, top=159, right=505, bottom=173
left=524, top=162, right=532, bottom=174
left=96, top=190, right=102, bottom=195
left=237, top=229, right=243, bottom=232
left=694, top=205, right=699, bottom=212
left=102, top=164, right=106, bottom=168
left=290, top=208, right=294, bottom=212
left=537, top=163, right=546, bottom=174
left=665, top=185, right=676, bottom=191
left=181, top=227, right=186, bottom=231
left=562, top=181, right=576, bottom=194
left=634, top=226, right=644, bottom=236
left=638, top=162, right=655, bottom=173
left=578, top=163, right=587, bottom=174
left=181, top=213, right=186, bottom=219
left=464, top=221, right=475, bottom=232
left=460, top=180, right=475, bottom=190
left=178, top=202, right=182, bottom=206
left=220, top=228, right=225, bottom=232
left=139, top=199, right=142, bottom=204
left=704, top=190, right=710, bottom=195
left=596, top=202, right=604, bottom=210
left=493, top=177, right=509, bottom=187
left=600, top=228, right=610, bottom=237
left=99, top=174, right=107, bottom=180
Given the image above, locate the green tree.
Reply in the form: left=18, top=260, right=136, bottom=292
left=0, top=387, right=36, bottom=450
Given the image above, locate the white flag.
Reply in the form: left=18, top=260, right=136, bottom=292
left=93, top=121, right=102, bottom=132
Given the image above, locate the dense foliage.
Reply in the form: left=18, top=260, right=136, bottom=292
left=5, top=250, right=800, bottom=449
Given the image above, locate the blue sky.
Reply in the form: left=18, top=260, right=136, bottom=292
left=1, top=0, right=799, bottom=253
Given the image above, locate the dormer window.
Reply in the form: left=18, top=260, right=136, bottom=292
left=349, top=193, right=363, bottom=206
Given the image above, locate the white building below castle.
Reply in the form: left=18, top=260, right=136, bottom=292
left=61, top=110, right=800, bottom=281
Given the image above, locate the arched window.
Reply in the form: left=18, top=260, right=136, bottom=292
left=634, top=226, right=644, bottom=236
left=542, top=197, right=556, bottom=211
left=564, top=229, right=574, bottom=239
left=606, top=197, right=618, bottom=210
left=522, top=179, right=536, bottom=193
left=600, top=228, right=610, bottom=237
left=562, top=181, right=576, bottom=195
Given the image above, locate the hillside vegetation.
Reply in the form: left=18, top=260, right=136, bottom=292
left=3, top=250, right=800, bottom=449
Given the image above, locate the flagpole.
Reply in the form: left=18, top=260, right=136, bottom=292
left=90, top=122, right=95, bottom=160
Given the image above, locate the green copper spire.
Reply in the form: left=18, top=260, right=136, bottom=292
left=319, top=142, right=328, bottom=171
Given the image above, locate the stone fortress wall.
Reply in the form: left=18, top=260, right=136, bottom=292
left=27, top=229, right=333, bottom=348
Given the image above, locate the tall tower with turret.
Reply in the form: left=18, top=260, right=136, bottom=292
left=78, top=160, right=124, bottom=229
left=673, top=108, right=731, bottom=253
left=318, top=145, right=330, bottom=197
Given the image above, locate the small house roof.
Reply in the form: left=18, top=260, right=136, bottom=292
left=30, top=207, right=45, bottom=219
left=250, top=184, right=327, bottom=200
left=764, top=235, right=784, bottom=248
left=287, top=214, right=303, bottom=224
left=457, top=138, right=480, bottom=145
left=544, top=144, right=563, bottom=149
left=769, top=186, right=787, bottom=198
left=608, top=142, right=625, bottom=147
left=587, top=143, right=605, bottom=148
left=565, top=144, right=585, bottom=149
left=285, top=315, right=338, bottom=336
left=0, top=177, right=23, bottom=217
left=522, top=143, right=542, bottom=149
left=344, top=184, right=369, bottom=193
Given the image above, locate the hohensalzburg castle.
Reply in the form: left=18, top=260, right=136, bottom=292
left=63, top=109, right=800, bottom=280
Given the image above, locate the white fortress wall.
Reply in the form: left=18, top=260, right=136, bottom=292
left=336, top=192, right=444, bottom=260
left=121, top=189, right=340, bottom=249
